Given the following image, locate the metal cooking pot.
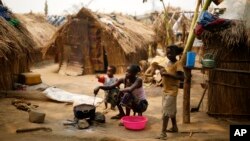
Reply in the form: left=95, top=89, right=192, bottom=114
left=201, top=53, right=215, bottom=68
left=73, top=104, right=96, bottom=120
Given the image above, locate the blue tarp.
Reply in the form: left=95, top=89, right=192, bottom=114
left=0, top=6, right=11, bottom=21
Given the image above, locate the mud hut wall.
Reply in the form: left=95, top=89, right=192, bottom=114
left=207, top=45, right=250, bottom=118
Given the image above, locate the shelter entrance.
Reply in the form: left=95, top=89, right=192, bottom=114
left=90, top=29, right=107, bottom=73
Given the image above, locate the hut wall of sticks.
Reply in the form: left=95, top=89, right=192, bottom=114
left=200, top=15, right=250, bottom=118
left=44, top=8, right=154, bottom=75
left=0, top=5, right=37, bottom=90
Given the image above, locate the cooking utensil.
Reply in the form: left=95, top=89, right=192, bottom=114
left=201, top=53, right=215, bottom=68
left=73, top=104, right=96, bottom=120
left=191, top=83, right=208, bottom=112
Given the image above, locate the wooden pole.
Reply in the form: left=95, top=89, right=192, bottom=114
left=180, top=0, right=202, bottom=64
left=182, top=0, right=212, bottom=124
left=183, top=67, right=191, bottom=123
left=180, top=0, right=212, bottom=64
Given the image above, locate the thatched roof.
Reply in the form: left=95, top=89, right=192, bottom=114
left=43, top=7, right=156, bottom=64
left=15, top=13, right=57, bottom=48
left=0, top=12, right=37, bottom=90
left=0, top=17, right=36, bottom=61
left=43, top=7, right=156, bottom=74
left=76, top=8, right=155, bottom=54
left=200, top=21, right=250, bottom=59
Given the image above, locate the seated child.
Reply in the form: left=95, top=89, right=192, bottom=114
left=96, top=66, right=118, bottom=110
left=94, top=64, right=148, bottom=119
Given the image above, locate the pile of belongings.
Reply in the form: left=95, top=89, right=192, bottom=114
left=194, top=11, right=231, bottom=37
left=0, top=5, right=20, bottom=26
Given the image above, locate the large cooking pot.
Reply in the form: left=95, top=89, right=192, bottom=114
left=73, top=104, right=96, bottom=120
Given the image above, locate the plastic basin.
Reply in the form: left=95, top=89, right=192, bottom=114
left=121, top=116, right=148, bottom=130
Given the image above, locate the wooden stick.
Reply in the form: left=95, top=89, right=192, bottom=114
left=183, top=67, right=191, bottom=123
left=16, top=127, right=52, bottom=133
left=180, top=0, right=212, bottom=64
left=213, top=68, right=250, bottom=74
left=180, top=131, right=208, bottom=134
left=210, top=81, right=250, bottom=89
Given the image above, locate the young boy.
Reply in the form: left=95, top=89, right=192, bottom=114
left=96, top=66, right=118, bottom=110
left=156, top=45, right=184, bottom=140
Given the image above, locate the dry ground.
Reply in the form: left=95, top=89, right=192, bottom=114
left=0, top=62, right=248, bottom=141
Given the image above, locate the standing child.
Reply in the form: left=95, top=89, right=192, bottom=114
left=96, top=66, right=118, bottom=110
left=156, top=45, right=184, bottom=140
left=94, top=65, right=148, bottom=119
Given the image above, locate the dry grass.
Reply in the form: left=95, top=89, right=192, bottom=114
left=200, top=20, right=250, bottom=118
left=0, top=14, right=37, bottom=90
left=15, top=13, right=57, bottom=48
left=44, top=8, right=155, bottom=74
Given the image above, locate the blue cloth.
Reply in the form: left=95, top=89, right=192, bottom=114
left=198, top=11, right=217, bottom=27
left=0, top=6, right=11, bottom=21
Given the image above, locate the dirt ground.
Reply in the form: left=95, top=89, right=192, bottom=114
left=0, top=63, right=249, bottom=141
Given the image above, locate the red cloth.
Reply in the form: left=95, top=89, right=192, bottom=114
left=194, top=24, right=204, bottom=37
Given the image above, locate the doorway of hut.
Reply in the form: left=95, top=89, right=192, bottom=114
left=94, top=48, right=108, bottom=73
left=90, top=28, right=108, bottom=74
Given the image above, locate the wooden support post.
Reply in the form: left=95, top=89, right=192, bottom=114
left=183, top=67, right=191, bottom=123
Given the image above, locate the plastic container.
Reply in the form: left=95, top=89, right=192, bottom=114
left=186, top=51, right=196, bottom=68
left=121, top=116, right=148, bottom=130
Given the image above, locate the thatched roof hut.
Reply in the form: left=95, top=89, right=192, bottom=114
left=44, top=8, right=155, bottom=75
left=0, top=11, right=37, bottom=90
left=15, top=13, right=57, bottom=49
left=200, top=4, right=250, bottom=118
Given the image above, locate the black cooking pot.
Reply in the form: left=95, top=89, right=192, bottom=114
left=73, top=104, right=96, bottom=120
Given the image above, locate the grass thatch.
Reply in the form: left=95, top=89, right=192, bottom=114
left=153, top=9, right=191, bottom=49
left=44, top=8, right=155, bottom=74
left=15, top=13, right=57, bottom=49
left=0, top=14, right=37, bottom=90
left=200, top=20, right=250, bottom=118
left=201, top=21, right=248, bottom=59
left=153, top=12, right=174, bottom=48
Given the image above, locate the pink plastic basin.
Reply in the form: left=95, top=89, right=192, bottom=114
left=121, top=116, right=148, bottom=130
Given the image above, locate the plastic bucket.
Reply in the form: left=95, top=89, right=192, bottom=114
left=186, top=51, right=196, bottom=68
